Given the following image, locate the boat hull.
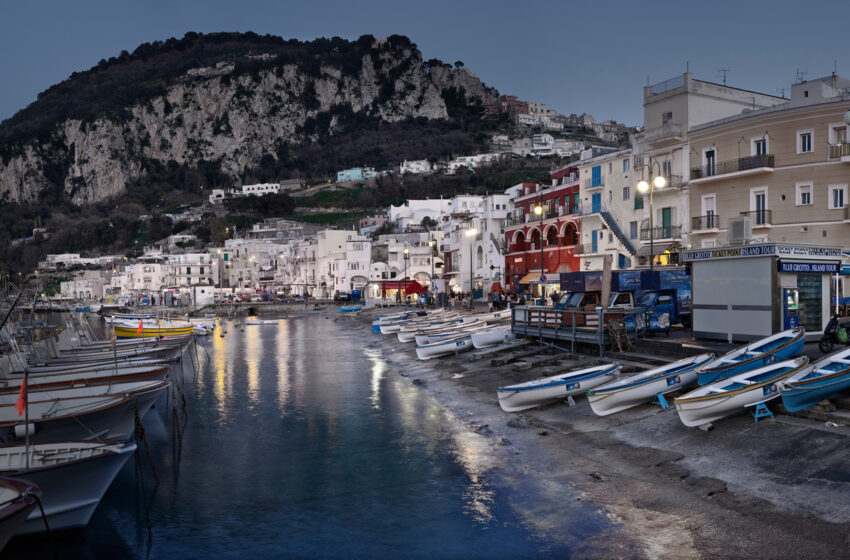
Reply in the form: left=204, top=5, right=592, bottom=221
left=471, top=328, right=514, bottom=349
left=697, top=331, right=804, bottom=385
left=676, top=383, right=782, bottom=427
left=0, top=478, right=39, bottom=550
left=0, top=442, right=136, bottom=535
left=780, top=374, right=850, bottom=412
left=415, top=336, right=473, bottom=360
left=588, top=369, right=699, bottom=416
left=498, top=368, right=619, bottom=412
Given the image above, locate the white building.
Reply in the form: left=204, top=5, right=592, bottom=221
left=242, top=183, right=280, bottom=196
left=389, top=199, right=453, bottom=232
left=400, top=160, right=432, bottom=174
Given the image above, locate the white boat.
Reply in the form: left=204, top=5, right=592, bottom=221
left=497, top=364, right=621, bottom=412
left=397, top=318, right=467, bottom=342
left=587, top=353, right=715, bottom=416
left=0, top=364, right=171, bottom=394
left=0, top=477, right=40, bottom=550
left=471, top=326, right=514, bottom=349
left=415, top=323, right=490, bottom=345
left=244, top=319, right=281, bottom=325
left=380, top=313, right=459, bottom=334
left=675, top=357, right=809, bottom=427
left=0, top=441, right=136, bottom=535
left=415, top=333, right=474, bottom=360
left=0, top=379, right=170, bottom=443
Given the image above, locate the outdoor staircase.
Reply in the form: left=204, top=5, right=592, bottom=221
left=490, top=232, right=504, bottom=254
left=600, top=211, right=636, bottom=255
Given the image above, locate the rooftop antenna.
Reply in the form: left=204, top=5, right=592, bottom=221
left=776, top=87, right=787, bottom=99
left=717, top=67, right=731, bottom=86
left=795, top=68, right=807, bottom=83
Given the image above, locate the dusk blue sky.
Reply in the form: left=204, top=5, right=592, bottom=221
left=2, top=0, right=849, bottom=126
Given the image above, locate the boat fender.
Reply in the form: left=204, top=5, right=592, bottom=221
left=14, top=423, right=36, bottom=438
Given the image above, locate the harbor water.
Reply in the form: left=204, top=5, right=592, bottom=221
left=6, top=314, right=607, bottom=559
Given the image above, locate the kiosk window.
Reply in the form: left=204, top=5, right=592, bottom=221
left=797, top=274, right=822, bottom=333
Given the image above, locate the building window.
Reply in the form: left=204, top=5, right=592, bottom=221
left=186, top=267, right=191, bottom=275
left=829, top=184, right=847, bottom=209
left=752, top=137, right=768, bottom=156
left=200, top=267, right=205, bottom=275
left=623, top=187, right=630, bottom=200
left=622, top=159, right=630, bottom=172
left=629, top=221, right=638, bottom=239
left=798, top=129, right=813, bottom=154
left=830, top=124, right=848, bottom=145
left=661, top=160, right=672, bottom=179
left=634, top=196, right=644, bottom=210
left=796, top=182, right=813, bottom=206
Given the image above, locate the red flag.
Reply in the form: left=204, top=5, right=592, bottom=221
left=137, top=319, right=144, bottom=334
left=15, top=380, right=26, bottom=417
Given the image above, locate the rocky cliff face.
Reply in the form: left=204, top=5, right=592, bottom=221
left=0, top=43, right=495, bottom=206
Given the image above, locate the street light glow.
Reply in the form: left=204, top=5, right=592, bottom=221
left=533, top=205, right=543, bottom=215
left=637, top=180, right=649, bottom=193
left=465, top=228, right=477, bottom=237
left=653, top=175, right=667, bottom=188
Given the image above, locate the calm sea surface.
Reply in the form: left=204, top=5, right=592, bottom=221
left=7, top=314, right=604, bottom=559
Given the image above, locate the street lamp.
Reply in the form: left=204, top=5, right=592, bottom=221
left=533, top=203, right=544, bottom=300
left=428, top=239, right=436, bottom=306
left=465, top=228, right=477, bottom=307
left=403, top=246, right=409, bottom=305
left=637, top=163, right=667, bottom=272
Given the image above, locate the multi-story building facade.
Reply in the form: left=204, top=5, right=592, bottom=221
left=687, top=74, right=850, bottom=249
left=503, top=175, right=582, bottom=295
left=632, top=72, right=786, bottom=266
left=576, top=148, right=637, bottom=270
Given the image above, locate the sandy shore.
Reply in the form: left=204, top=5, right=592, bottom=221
left=348, top=308, right=850, bottom=559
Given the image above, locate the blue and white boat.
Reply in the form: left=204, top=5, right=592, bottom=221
left=497, top=364, right=620, bottom=412
left=696, top=328, right=804, bottom=386
left=370, top=310, right=429, bottom=333
left=415, top=333, right=474, bottom=360
left=338, top=306, right=363, bottom=313
left=587, top=353, right=715, bottom=416
left=676, top=357, right=809, bottom=427
left=779, top=348, right=850, bottom=412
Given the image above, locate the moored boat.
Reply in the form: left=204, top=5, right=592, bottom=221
left=587, top=353, right=715, bottom=416
left=497, top=364, right=621, bottom=412
left=696, top=328, right=804, bottom=385
left=338, top=306, right=363, bottom=313
left=778, top=348, right=850, bottom=412
left=675, top=357, right=809, bottom=427
left=0, top=441, right=136, bottom=535
left=0, top=477, right=40, bottom=550
left=471, top=325, right=514, bottom=349
left=415, top=334, right=474, bottom=360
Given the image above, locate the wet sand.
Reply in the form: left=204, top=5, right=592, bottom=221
left=351, top=309, right=850, bottom=559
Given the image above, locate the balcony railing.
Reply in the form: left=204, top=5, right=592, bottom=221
left=440, top=243, right=452, bottom=252
left=639, top=225, right=682, bottom=241
left=691, top=154, right=774, bottom=179
left=829, top=143, right=850, bottom=159
left=740, top=210, right=772, bottom=226
left=584, top=178, right=605, bottom=189
left=504, top=215, right=523, bottom=227
left=644, top=123, right=684, bottom=143
left=692, top=214, right=721, bottom=230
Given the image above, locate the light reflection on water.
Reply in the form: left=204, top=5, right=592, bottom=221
left=6, top=314, right=603, bottom=559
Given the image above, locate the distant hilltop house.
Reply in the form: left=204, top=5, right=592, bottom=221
left=209, top=181, right=301, bottom=204
left=445, top=152, right=504, bottom=174
left=400, top=160, right=432, bottom=174
left=336, top=167, right=378, bottom=182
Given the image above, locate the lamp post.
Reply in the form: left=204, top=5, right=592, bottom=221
left=428, top=239, right=436, bottom=306
left=533, top=202, right=544, bottom=300
left=403, top=246, right=409, bottom=304
left=637, top=162, right=667, bottom=272
left=465, top=228, right=477, bottom=308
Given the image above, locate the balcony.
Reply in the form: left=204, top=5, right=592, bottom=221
left=639, top=225, right=682, bottom=241
left=584, top=178, right=605, bottom=189
left=740, top=210, right=772, bottom=227
left=691, top=214, right=721, bottom=231
left=503, top=215, right=523, bottom=228
left=690, top=154, right=774, bottom=183
left=843, top=206, right=850, bottom=223
left=440, top=243, right=452, bottom=252
left=644, top=123, right=684, bottom=143
left=829, top=143, right=850, bottom=162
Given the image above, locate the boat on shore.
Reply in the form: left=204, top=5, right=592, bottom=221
left=587, top=353, right=715, bottom=416
left=338, top=306, right=363, bottom=313
left=497, top=364, right=621, bottom=412
left=471, top=325, right=514, bottom=349
left=779, top=349, right=850, bottom=412
left=0, top=477, right=40, bottom=550
left=675, top=357, right=809, bottom=427
left=0, top=441, right=136, bottom=535
left=696, top=328, right=804, bottom=385
left=415, top=333, right=474, bottom=360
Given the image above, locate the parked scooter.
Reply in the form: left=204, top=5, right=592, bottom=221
left=819, top=314, right=850, bottom=353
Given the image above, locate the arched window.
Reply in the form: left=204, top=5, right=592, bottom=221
left=529, top=229, right=541, bottom=250
left=477, top=246, right=484, bottom=269
left=545, top=225, right=558, bottom=247
left=512, top=231, right=526, bottom=252
left=564, top=223, right=578, bottom=246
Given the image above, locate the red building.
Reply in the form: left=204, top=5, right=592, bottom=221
left=503, top=167, right=582, bottom=294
